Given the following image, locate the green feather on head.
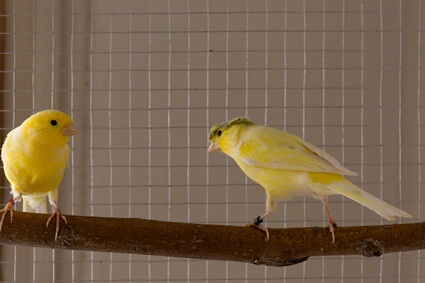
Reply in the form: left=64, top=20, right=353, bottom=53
left=209, top=117, right=255, bottom=140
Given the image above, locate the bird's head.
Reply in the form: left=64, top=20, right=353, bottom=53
left=208, top=117, right=255, bottom=155
left=21, top=110, right=79, bottom=147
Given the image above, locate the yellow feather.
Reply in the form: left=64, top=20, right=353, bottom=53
left=1, top=110, right=76, bottom=211
left=208, top=117, right=412, bottom=236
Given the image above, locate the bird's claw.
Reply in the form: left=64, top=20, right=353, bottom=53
left=328, top=222, right=337, bottom=243
left=47, top=208, right=67, bottom=241
left=248, top=217, right=269, bottom=243
left=0, top=201, right=15, bottom=232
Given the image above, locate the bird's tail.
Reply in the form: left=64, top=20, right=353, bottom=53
left=324, top=179, right=412, bottom=221
left=23, top=196, right=48, bottom=214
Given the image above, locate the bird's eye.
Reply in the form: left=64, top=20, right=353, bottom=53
left=50, top=120, right=58, bottom=126
left=217, top=130, right=222, bottom=137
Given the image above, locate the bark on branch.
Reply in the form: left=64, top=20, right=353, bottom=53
left=0, top=211, right=423, bottom=267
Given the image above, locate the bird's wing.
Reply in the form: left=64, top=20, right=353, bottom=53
left=238, top=126, right=358, bottom=176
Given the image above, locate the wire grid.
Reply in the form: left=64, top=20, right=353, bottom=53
left=1, top=0, right=424, bottom=282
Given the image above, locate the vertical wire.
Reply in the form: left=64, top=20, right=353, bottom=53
left=225, top=1, right=230, bottom=281
left=283, top=0, right=287, bottom=135
left=302, top=1, right=307, bottom=281
left=397, top=1, right=403, bottom=281
left=321, top=0, right=326, bottom=281
left=128, top=0, right=133, bottom=280
left=245, top=0, right=249, bottom=117
left=360, top=0, right=365, bottom=282
left=302, top=0, right=306, bottom=141
left=32, top=0, right=35, bottom=111
left=205, top=1, right=210, bottom=281
left=379, top=0, right=384, bottom=281
left=282, top=1, right=288, bottom=282
left=70, top=0, right=76, bottom=281
left=108, top=0, right=114, bottom=279
left=264, top=0, right=268, bottom=125
left=186, top=0, right=191, bottom=278
left=12, top=0, right=17, bottom=279
left=167, top=0, right=172, bottom=279
left=51, top=0, right=56, bottom=280
left=417, top=1, right=422, bottom=281
left=244, top=0, right=249, bottom=280
left=69, top=0, right=75, bottom=216
left=264, top=2, right=269, bottom=282
left=147, top=0, right=153, bottom=280
left=12, top=0, right=16, bottom=127
left=341, top=1, right=346, bottom=281
left=89, top=0, right=94, bottom=280
left=32, top=0, right=36, bottom=280
left=12, top=0, right=17, bottom=280
left=50, top=0, right=55, bottom=108
left=398, top=0, right=403, bottom=215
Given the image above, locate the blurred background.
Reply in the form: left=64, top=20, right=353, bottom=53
left=0, top=0, right=424, bottom=282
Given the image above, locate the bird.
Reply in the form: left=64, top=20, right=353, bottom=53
left=1, top=110, right=79, bottom=240
left=208, top=117, right=412, bottom=242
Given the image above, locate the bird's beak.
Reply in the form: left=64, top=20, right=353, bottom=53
left=63, top=124, right=79, bottom=137
left=208, top=142, right=220, bottom=153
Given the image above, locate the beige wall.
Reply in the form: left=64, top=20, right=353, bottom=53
left=1, top=0, right=424, bottom=281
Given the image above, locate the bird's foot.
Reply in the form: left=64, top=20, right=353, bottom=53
left=247, top=216, right=270, bottom=243
left=47, top=207, right=67, bottom=241
left=328, top=221, right=337, bottom=243
left=0, top=199, right=15, bottom=232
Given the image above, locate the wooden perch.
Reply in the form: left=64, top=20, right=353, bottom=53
left=0, top=211, right=423, bottom=267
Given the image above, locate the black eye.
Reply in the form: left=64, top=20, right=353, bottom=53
left=217, top=130, right=222, bottom=137
left=50, top=120, right=58, bottom=126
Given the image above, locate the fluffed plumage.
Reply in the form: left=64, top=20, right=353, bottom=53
left=1, top=110, right=79, bottom=240
left=208, top=117, right=412, bottom=242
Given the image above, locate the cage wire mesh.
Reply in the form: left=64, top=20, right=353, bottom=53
left=0, top=0, right=424, bottom=282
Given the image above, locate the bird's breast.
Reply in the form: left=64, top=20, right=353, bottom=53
left=3, top=142, right=69, bottom=196
left=234, top=158, right=312, bottom=199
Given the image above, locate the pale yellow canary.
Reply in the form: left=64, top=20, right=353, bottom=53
left=208, top=117, right=412, bottom=242
left=1, top=110, right=79, bottom=240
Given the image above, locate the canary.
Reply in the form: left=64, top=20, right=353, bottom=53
left=1, top=110, right=79, bottom=240
left=208, top=117, right=412, bottom=242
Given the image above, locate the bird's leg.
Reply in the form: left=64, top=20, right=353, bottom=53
left=250, top=196, right=277, bottom=242
left=250, top=211, right=271, bottom=242
left=248, top=196, right=276, bottom=242
left=321, top=197, right=337, bottom=243
left=0, top=197, right=19, bottom=232
left=46, top=200, right=67, bottom=241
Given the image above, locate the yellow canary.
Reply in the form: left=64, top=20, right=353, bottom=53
left=208, top=117, right=412, bottom=242
left=1, top=110, right=79, bottom=240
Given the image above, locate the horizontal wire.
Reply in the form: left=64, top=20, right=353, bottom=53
left=4, top=277, right=424, bottom=283
left=1, top=86, right=421, bottom=92
left=2, top=48, right=425, bottom=55
left=2, top=182, right=424, bottom=192
left=2, top=10, right=425, bottom=17
left=3, top=124, right=423, bottom=131
left=3, top=254, right=425, bottom=265
left=2, top=177, right=424, bottom=184
left=1, top=29, right=425, bottom=35
left=2, top=105, right=425, bottom=113
left=5, top=255, right=425, bottom=265
left=48, top=199, right=425, bottom=207
left=1, top=162, right=424, bottom=168
left=0, top=144, right=417, bottom=150
left=0, top=67, right=421, bottom=73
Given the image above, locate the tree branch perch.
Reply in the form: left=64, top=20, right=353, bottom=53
left=0, top=211, right=423, bottom=267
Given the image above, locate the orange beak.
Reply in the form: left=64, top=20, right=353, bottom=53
left=63, top=124, right=79, bottom=137
left=208, top=142, right=220, bottom=153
